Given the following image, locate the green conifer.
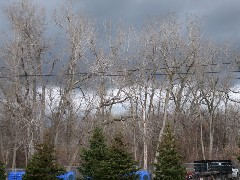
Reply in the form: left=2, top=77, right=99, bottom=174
left=22, top=141, right=65, bottom=180
left=78, top=127, right=109, bottom=179
left=106, top=133, right=139, bottom=180
left=154, top=123, right=186, bottom=180
left=79, top=128, right=139, bottom=180
left=0, top=161, right=6, bottom=180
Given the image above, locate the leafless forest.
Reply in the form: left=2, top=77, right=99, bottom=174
left=1, top=0, right=240, bottom=171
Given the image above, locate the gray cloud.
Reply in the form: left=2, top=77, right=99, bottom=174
left=73, top=0, right=240, bottom=46
left=76, top=0, right=185, bottom=23
left=0, top=0, right=240, bottom=46
left=203, top=0, right=240, bottom=43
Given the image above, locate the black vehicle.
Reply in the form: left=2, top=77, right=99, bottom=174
left=186, top=160, right=235, bottom=179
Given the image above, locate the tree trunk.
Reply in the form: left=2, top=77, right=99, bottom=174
left=154, top=81, right=173, bottom=164
left=200, top=121, right=206, bottom=160
left=209, top=114, right=214, bottom=159
left=143, top=85, right=148, bottom=170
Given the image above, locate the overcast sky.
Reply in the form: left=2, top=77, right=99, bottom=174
left=1, top=0, right=240, bottom=47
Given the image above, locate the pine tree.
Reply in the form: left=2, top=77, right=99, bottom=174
left=79, top=128, right=140, bottom=180
left=105, top=133, right=139, bottom=180
left=78, top=127, right=109, bottom=179
left=154, top=123, right=186, bottom=180
left=0, top=161, right=6, bottom=180
left=22, top=141, right=65, bottom=180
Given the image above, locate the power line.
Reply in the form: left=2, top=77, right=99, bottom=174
left=0, top=60, right=237, bottom=73
left=0, top=61, right=240, bottom=79
left=0, top=70, right=239, bottom=78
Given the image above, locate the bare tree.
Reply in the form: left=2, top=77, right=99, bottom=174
left=0, top=0, right=48, bottom=167
left=52, top=1, right=95, bottom=169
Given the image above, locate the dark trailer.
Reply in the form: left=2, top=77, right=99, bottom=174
left=193, top=160, right=233, bottom=179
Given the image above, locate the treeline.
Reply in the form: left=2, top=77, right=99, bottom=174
left=0, top=0, right=240, bottom=172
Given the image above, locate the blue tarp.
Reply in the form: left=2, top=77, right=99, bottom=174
left=7, top=170, right=148, bottom=180
left=8, top=171, right=25, bottom=180
left=57, top=171, right=75, bottom=180
left=7, top=171, right=75, bottom=180
left=136, top=170, right=151, bottom=180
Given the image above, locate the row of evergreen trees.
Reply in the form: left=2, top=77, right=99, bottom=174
left=0, top=123, right=186, bottom=180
